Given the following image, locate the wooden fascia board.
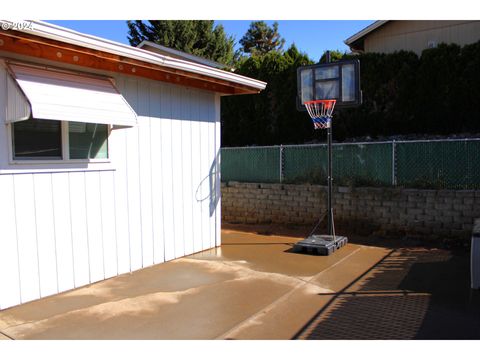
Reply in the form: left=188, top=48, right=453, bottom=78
left=0, top=30, right=259, bottom=95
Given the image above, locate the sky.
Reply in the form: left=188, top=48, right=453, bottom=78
left=46, top=20, right=374, bottom=62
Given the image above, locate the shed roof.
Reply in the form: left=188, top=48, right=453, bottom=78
left=0, top=20, right=266, bottom=95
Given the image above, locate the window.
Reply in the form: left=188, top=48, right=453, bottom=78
left=11, top=119, right=109, bottom=161
left=13, top=119, right=62, bottom=159
left=69, top=122, right=108, bottom=160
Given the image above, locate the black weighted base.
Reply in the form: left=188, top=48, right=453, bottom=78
left=292, top=235, right=348, bottom=256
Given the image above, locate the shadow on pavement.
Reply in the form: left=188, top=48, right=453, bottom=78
left=223, top=223, right=479, bottom=339
left=294, top=247, right=480, bottom=339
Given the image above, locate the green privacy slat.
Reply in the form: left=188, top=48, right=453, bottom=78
left=396, top=140, right=480, bottom=190
left=282, top=145, right=327, bottom=184
left=221, top=147, right=280, bottom=183
left=221, top=140, right=480, bottom=190
left=283, top=143, right=393, bottom=186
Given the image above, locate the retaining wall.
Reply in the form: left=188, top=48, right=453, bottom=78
left=221, top=182, right=480, bottom=242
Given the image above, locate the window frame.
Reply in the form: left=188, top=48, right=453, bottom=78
left=7, top=120, right=111, bottom=165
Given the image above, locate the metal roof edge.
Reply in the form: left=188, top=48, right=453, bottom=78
left=138, top=40, right=226, bottom=70
left=0, top=20, right=266, bottom=91
left=344, top=20, right=389, bottom=46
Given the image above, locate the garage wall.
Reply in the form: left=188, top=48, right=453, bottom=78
left=0, top=65, right=221, bottom=309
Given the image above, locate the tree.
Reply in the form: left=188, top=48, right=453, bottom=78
left=127, top=20, right=235, bottom=65
left=239, top=21, right=285, bottom=55
left=221, top=44, right=314, bottom=146
left=319, top=50, right=345, bottom=63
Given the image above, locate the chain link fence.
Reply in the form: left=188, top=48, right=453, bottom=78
left=282, top=142, right=393, bottom=186
left=395, top=139, right=480, bottom=189
left=221, top=139, right=480, bottom=189
left=220, top=146, right=280, bottom=183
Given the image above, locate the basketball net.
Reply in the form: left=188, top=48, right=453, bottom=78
left=304, top=100, right=336, bottom=130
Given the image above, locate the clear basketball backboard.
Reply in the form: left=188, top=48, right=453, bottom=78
left=297, top=59, right=362, bottom=111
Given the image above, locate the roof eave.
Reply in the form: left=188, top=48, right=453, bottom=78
left=344, top=20, right=389, bottom=47
left=0, top=20, right=266, bottom=94
left=138, top=40, right=227, bottom=70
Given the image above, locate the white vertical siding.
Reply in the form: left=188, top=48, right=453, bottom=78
left=110, top=120, right=131, bottom=274
left=85, top=171, right=105, bottom=283
left=51, top=173, right=75, bottom=292
left=149, top=82, right=165, bottom=264
left=190, top=95, right=202, bottom=254
left=69, top=172, right=90, bottom=287
left=207, top=97, right=216, bottom=250
left=138, top=82, right=154, bottom=268
left=99, top=171, right=118, bottom=279
left=33, top=173, right=59, bottom=297
left=14, top=174, right=41, bottom=303
left=0, top=67, right=222, bottom=310
left=214, top=94, right=222, bottom=247
left=0, top=175, right=21, bottom=308
left=123, top=78, right=143, bottom=272
left=159, top=84, right=176, bottom=261
left=199, top=93, right=212, bottom=251
left=171, top=87, right=185, bottom=259
left=181, top=88, right=194, bottom=256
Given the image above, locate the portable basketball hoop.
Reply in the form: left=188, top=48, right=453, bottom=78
left=293, top=52, right=362, bottom=255
left=292, top=97, right=347, bottom=255
left=304, top=99, right=336, bottom=129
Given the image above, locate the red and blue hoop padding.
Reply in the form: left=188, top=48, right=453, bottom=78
left=312, top=116, right=331, bottom=129
left=304, top=100, right=336, bottom=130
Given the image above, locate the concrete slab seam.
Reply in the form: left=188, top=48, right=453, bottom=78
left=0, top=330, right=14, bottom=340
left=215, top=247, right=363, bottom=340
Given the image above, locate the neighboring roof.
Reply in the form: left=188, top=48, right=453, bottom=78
left=344, top=20, right=389, bottom=52
left=0, top=20, right=266, bottom=95
left=137, top=40, right=227, bottom=70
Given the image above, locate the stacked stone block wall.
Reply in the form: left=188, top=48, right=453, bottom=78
left=222, top=182, right=480, bottom=241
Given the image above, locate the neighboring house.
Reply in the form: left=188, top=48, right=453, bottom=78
left=0, top=20, right=266, bottom=310
left=345, top=20, right=480, bottom=55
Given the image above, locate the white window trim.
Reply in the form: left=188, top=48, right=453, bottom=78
left=7, top=121, right=112, bottom=165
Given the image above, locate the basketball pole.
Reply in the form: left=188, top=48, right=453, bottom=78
left=294, top=55, right=359, bottom=255
left=327, top=118, right=333, bottom=236
left=325, top=51, right=334, bottom=237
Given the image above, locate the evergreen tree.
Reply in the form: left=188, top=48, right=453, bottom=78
left=221, top=44, right=314, bottom=146
left=239, top=21, right=285, bottom=55
left=127, top=20, right=235, bottom=65
left=319, top=50, right=345, bottom=63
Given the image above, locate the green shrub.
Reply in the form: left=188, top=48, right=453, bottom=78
left=222, top=41, right=480, bottom=146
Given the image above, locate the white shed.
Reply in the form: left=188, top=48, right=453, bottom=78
left=0, top=20, right=266, bottom=310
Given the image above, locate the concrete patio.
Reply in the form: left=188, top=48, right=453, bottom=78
left=0, top=226, right=478, bottom=340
